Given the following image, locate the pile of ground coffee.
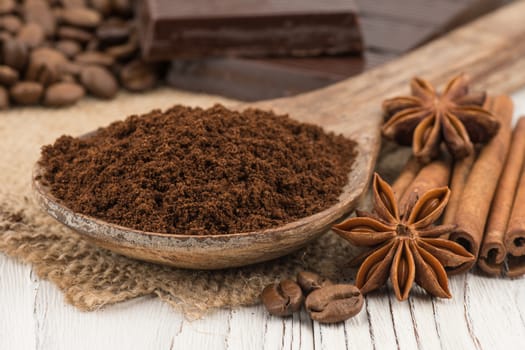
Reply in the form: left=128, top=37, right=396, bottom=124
left=39, top=104, right=357, bottom=235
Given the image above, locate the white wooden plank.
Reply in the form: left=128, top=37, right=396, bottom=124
left=313, top=320, right=348, bottom=350
left=33, top=279, right=182, bottom=350
left=226, top=306, right=264, bottom=350
left=343, top=301, right=374, bottom=350
left=258, top=307, right=314, bottom=350
left=467, top=274, right=525, bottom=350
left=432, top=274, right=478, bottom=350
left=361, top=295, right=398, bottom=350
left=386, top=291, right=420, bottom=350
left=0, top=256, right=36, bottom=350
left=172, top=308, right=230, bottom=349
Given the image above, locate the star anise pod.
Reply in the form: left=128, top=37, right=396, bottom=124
left=332, top=173, right=474, bottom=301
left=382, top=73, right=500, bottom=163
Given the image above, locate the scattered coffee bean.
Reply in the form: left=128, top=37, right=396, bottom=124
left=305, top=284, right=364, bottom=324
left=0, top=15, right=22, bottom=34
left=0, top=86, right=9, bottom=109
left=261, top=280, right=304, bottom=317
left=75, top=51, right=114, bottom=67
left=17, top=23, right=45, bottom=48
left=0, top=0, right=15, bottom=15
left=57, top=26, right=92, bottom=43
left=2, top=38, right=28, bottom=71
left=23, top=0, right=56, bottom=36
left=0, top=64, right=18, bottom=85
left=60, top=7, right=101, bottom=28
left=44, top=81, right=85, bottom=106
left=96, top=20, right=129, bottom=46
left=119, top=60, right=158, bottom=91
left=10, top=81, right=43, bottom=105
left=297, top=271, right=333, bottom=295
left=80, top=65, right=117, bottom=99
left=55, top=39, right=81, bottom=58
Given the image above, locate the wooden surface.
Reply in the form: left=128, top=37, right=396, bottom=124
left=2, top=90, right=525, bottom=350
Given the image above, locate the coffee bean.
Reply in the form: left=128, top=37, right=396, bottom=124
left=44, top=81, right=84, bottom=106
left=60, top=73, right=76, bottom=83
left=23, top=0, right=56, bottom=36
left=58, top=26, right=93, bottom=43
left=30, top=47, right=67, bottom=64
left=2, top=38, right=28, bottom=71
left=61, top=61, right=82, bottom=75
left=0, top=15, right=22, bottom=34
left=261, top=280, right=304, bottom=317
left=120, top=60, right=158, bottom=91
left=305, top=284, right=363, bottom=324
left=26, top=47, right=67, bottom=85
left=80, top=65, right=117, bottom=99
left=75, top=51, right=114, bottom=67
left=0, top=64, right=18, bottom=85
left=61, top=7, right=101, bottom=28
left=112, top=0, right=132, bottom=17
left=85, top=38, right=100, bottom=51
left=60, top=0, right=86, bottom=7
left=17, top=23, right=45, bottom=48
left=55, top=40, right=81, bottom=58
left=10, top=81, right=43, bottom=105
left=0, top=85, right=9, bottom=109
left=90, top=0, right=112, bottom=16
left=296, top=271, right=333, bottom=295
left=96, top=20, right=129, bottom=46
left=105, top=34, right=138, bottom=61
left=0, top=0, right=15, bottom=15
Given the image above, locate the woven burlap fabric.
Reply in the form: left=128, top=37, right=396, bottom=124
left=0, top=88, right=408, bottom=318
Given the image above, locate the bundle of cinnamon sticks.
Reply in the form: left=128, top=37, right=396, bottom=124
left=393, top=95, right=525, bottom=277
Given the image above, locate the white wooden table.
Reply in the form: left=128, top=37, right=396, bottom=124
left=2, top=89, right=525, bottom=350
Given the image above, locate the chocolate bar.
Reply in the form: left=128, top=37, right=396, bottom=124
left=167, top=56, right=365, bottom=101
left=138, top=0, right=363, bottom=60
left=166, top=0, right=505, bottom=101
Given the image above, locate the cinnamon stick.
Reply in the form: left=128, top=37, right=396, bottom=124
left=442, top=153, right=475, bottom=226
left=448, top=95, right=513, bottom=274
left=398, top=156, right=451, bottom=212
left=479, top=117, right=525, bottom=275
left=391, top=156, right=422, bottom=198
left=504, top=119, right=525, bottom=277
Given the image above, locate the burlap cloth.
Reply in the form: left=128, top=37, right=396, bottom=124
left=0, top=88, right=407, bottom=318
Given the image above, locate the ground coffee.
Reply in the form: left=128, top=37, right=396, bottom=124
left=39, top=104, right=357, bottom=235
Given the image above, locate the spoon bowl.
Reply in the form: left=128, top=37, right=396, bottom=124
left=32, top=83, right=383, bottom=269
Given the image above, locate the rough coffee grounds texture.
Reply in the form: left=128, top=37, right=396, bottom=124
left=40, top=105, right=357, bottom=235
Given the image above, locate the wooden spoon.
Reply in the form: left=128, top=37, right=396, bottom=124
left=32, top=0, right=525, bottom=269
left=32, top=87, right=383, bottom=270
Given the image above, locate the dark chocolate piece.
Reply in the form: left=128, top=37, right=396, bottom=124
left=138, top=0, right=363, bottom=60
left=167, top=56, right=364, bottom=101
left=166, top=0, right=504, bottom=101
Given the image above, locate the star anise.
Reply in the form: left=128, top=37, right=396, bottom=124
left=332, top=173, right=474, bottom=301
left=382, top=73, right=500, bottom=163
